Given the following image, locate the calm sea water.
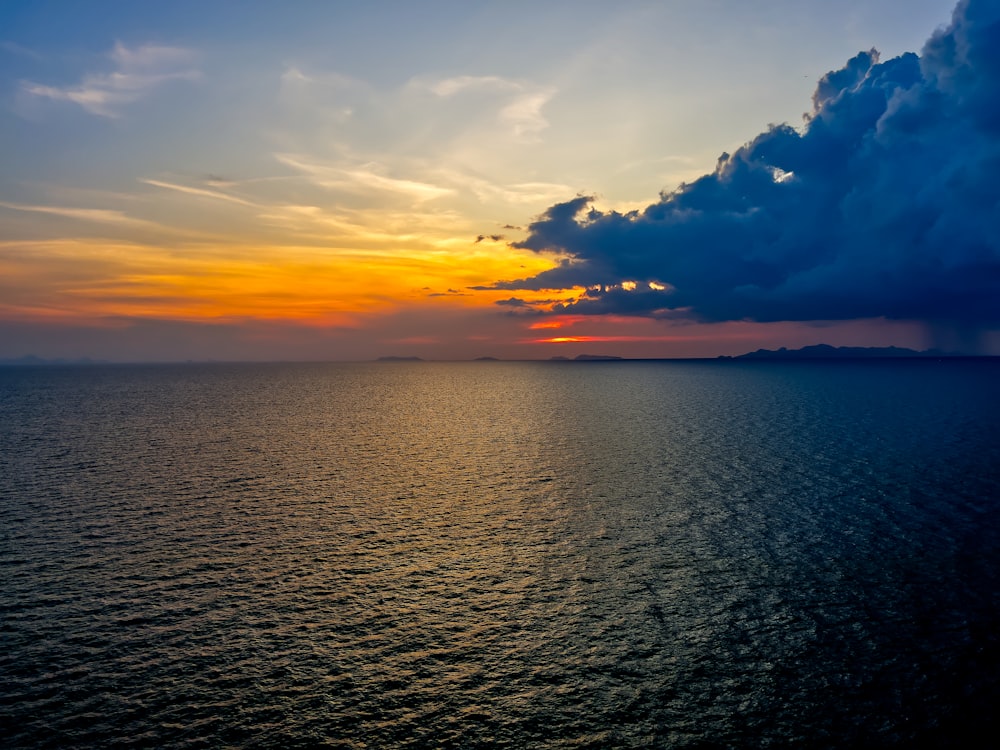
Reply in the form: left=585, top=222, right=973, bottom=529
left=2, top=360, right=999, bottom=748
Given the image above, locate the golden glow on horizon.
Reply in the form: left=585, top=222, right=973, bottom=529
left=0, top=236, right=559, bottom=324
left=532, top=333, right=713, bottom=344
left=0, top=148, right=574, bottom=334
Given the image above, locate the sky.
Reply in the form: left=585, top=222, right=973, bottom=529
left=2, top=0, right=997, bottom=361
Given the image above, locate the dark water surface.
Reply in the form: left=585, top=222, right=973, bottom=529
left=2, top=360, right=999, bottom=748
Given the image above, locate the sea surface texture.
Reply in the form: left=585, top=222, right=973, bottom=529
left=2, top=360, right=999, bottom=748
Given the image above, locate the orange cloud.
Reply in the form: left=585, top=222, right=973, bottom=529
left=540, top=336, right=589, bottom=343
left=0, top=236, right=559, bottom=326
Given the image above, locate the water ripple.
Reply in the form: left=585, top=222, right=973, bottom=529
left=2, top=361, right=999, bottom=747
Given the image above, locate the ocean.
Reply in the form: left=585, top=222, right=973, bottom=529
left=2, top=359, right=999, bottom=748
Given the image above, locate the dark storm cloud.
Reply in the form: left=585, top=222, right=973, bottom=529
left=492, top=297, right=567, bottom=316
left=491, top=0, right=1000, bottom=326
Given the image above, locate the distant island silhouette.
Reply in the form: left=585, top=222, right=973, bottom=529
left=720, top=344, right=949, bottom=360
left=375, top=356, right=424, bottom=362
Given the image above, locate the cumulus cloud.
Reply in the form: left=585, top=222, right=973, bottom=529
left=23, top=41, right=199, bottom=117
left=489, top=0, right=1000, bottom=331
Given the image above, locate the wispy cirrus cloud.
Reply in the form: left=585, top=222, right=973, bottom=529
left=274, top=153, right=454, bottom=202
left=432, top=167, right=573, bottom=206
left=500, top=89, right=556, bottom=140
left=0, top=199, right=225, bottom=244
left=1, top=40, right=43, bottom=61
left=140, top=179, right=257, bottom=207
left=428, top=75, right=521, bottom=97
left=0, top=200, right=161, bottom=229
left=108, top=42, right=194, bottom=70
left=22, top=41, right=200, bottom=117
left=424, top=74, right=556, bottom=140
left=268, top=66, right=567, bottom=223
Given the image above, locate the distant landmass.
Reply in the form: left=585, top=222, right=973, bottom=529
left=721, top=344, right=949, bottom=360
left=375, top=356, right=424, bottom=362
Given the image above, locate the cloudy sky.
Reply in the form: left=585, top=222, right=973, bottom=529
left=2, top=0, right=995, bottom=360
